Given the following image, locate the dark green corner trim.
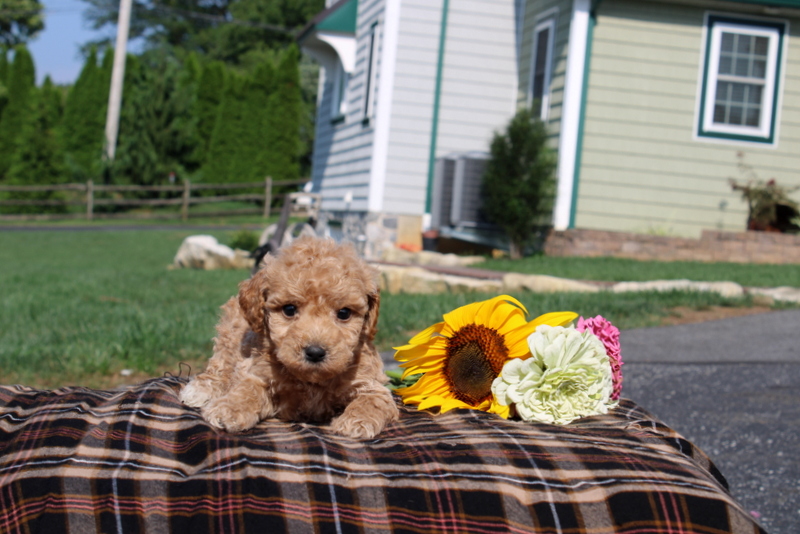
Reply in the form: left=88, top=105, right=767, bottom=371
left=568, top=1, right=600, bottom=229
left=425, top=0, right=450, bottom=214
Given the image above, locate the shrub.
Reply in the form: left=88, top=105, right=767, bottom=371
left=481, top=108, right=557, bottom=259
left=228, top=229, right=260, bottom=252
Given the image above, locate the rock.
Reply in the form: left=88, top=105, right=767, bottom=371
left=502, top=273, right=600, bottom=293
left=611, top=279, right=745, bottom=298
left=173, top=235, right=255, bottom=270
left=375, top=264, right=500, bottom=294
left=380, top=247, right=484, bottom=267
left=747, top=286, right=800, bottom=304
left=443, top=275, right=503, bottom=294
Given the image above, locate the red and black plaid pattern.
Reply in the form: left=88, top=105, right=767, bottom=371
left=0, top=377, right=764, bottom=533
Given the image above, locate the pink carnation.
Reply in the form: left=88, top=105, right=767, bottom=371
left=576, top=315, right=623, bottom=400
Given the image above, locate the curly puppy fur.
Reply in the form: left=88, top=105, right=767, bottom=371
left=180, top=236, right=398, bottom=439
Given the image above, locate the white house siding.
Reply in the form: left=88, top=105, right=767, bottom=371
left=574, top=0, right=800, bottom=237
left=311, top=0, right=387, bottom=212
left=435, top=0, right=518, bottom=156
left=380, top=0, right=519, bottom=216
left=381, top=0, right=443, bottom=215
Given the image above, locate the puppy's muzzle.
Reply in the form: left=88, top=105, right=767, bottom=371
left=304, top=345, right=327, bottom=363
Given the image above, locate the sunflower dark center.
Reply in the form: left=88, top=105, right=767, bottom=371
left=445, top=324, right=509, bottom=406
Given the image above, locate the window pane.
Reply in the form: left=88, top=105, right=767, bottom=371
left=721, top=32, right=735, bottom=52
left=737, top=34, right=752, bottom=54
left=535, top=29, right=549, bottom=73
left=718, top=54, right=733, bottom=74
left=752, top=59, right=766, bottom=79
left=714, top=103, right=727, bottom=123
left=530, top=24, right=551, bottom=119
left=729, top=105, right=743, bottom=124
left=754, top=36, right=769, bottom=55
left=748, top=84, right=763, bottom=103
left=745, top=107, right=760, bottom=126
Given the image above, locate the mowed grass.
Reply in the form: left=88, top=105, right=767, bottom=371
left=480, top=255, right=800, bottom=288
left=0, top=228, right=791, bottom=389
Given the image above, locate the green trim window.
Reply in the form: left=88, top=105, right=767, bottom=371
left=528, top=16, right=556, bottom=120
left=697, top=14, right=786, bottom=144
left=363, top=22, right=380, bottom=122
left=330, top=60, right=348, bottom=122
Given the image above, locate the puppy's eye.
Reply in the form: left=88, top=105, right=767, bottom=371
left=336, top=308, right=352, bottom=321
left=282, top=304, right=298, bottom=317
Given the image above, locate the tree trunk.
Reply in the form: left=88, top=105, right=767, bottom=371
left=509, top=241, right=523, bottom=260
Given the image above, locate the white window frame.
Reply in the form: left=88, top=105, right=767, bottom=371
left=363, top=22, right=380, bottom=122
left=696, top=13, right=787, bottom=145
left=528, top=15, right=556, bottom=121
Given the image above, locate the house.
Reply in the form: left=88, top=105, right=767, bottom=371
left=299, top=0, right=800, bottom=251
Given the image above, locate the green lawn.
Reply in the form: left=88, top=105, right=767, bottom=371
left=0, top=228, right=792, bottom=388
left=480, top=254, right=800, bottom=288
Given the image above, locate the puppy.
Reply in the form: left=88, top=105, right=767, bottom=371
left=180, top=236, right=398, bottom=439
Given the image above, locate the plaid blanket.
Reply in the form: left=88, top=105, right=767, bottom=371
left=0, top=377, right=763, bottom=534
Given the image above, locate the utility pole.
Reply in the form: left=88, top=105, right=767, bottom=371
left=104, top=0, right=133, bottom=161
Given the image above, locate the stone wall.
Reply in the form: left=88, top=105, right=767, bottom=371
left=544, top=229, right=800, bottom=264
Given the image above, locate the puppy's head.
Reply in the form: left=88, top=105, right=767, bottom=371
left=238, top=236, right=380, bottom=384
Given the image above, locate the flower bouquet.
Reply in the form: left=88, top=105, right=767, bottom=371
left=392, top=295, right=623, bottom=425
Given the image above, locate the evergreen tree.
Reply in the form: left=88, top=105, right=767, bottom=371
left=481, top=108, right=557, bottom=259
left=204, top=72, right=252, bottom=183
left=0, top=50, right=9, bottom=122
left=111, top=51, right=199, bottom=186
left=0, top=45, right=35, bottom=180
left=194, top=60, right=226, bottom=161
left=3, top=77, right=67, bottom=213
left=260, top=45, right=300, bottom=181
left=59, top=48, right=110, bottom=181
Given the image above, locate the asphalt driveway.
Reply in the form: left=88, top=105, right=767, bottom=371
left=620, top=308, right=800, bottom=534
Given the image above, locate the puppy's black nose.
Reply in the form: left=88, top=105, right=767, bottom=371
left=304, top=345, right=327, bottom=363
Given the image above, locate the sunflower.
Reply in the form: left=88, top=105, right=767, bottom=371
left=393, top=295, right=577, bottom=418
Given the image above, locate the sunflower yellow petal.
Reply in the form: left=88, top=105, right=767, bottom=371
left=531, top=311, right=578, bottom=328
left=417, top=395, right=450, bottom=411
left=488, top=401, right=512, bottom=419
left=406, top=322, right=446, bottom=345
left=476, top=295, right=527, bottom=327
left=394, top=341, right=445, bottom=363
left=439, top=397, right=472, bottom=413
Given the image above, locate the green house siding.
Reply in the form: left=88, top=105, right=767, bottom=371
left=518, top=0, right=574, bottom=146
left=573, top=0, right=800, bottom=237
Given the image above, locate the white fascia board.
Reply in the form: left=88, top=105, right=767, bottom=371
left=553, top=0, right=590, bottom=230
left=368, top=0, right=401, bottom=213
left=317, top=32, right=357, bottom=73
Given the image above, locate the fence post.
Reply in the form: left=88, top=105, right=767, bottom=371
left=86, top=180, right=94, bottom=220
left=263, top=176, right=272, bottom=218
left=182, top=179, right=191, bottom=221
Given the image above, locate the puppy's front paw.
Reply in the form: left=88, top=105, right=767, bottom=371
left=180, top=379, right=213, bottom=408
left=330, top=403, right=397, bottom=440
left=202, top=399, right=261, bottom=433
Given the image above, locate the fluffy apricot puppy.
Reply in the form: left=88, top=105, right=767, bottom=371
left=180, top=236, right=398, bottom=439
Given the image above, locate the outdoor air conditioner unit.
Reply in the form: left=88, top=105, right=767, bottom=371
left=431, top=152, right=490, bottom=230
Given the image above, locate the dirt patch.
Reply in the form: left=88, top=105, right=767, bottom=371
left=658, top=305, right=774, bottom=326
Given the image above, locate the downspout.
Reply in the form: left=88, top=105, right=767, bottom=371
left=425, top=0, right=450, bottom=217
left=568, top=0, right=602, bottom=228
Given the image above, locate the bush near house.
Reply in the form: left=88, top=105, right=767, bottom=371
left=482, top=108, right=557, bottom=259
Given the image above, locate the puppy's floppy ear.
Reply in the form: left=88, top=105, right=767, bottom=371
left=362, top=288, right=381, bottom=343
left=238, top=265, right=271, bottom=335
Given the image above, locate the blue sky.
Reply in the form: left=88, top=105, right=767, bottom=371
left=28, top=0, right=118, bottom=85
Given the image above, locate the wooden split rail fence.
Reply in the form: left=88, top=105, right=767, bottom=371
left=0, top=178, right=307, bottom=221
